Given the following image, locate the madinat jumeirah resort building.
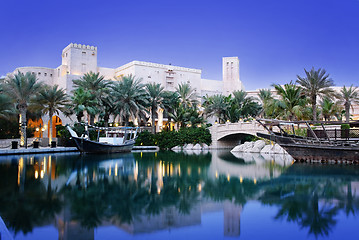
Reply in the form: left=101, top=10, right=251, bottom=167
left=9, top=43, right=244, bottom=139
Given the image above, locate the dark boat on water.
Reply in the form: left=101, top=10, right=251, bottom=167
left=256, top=119, right=359, bottom=163
left=67, top=125, right=139, bottom=154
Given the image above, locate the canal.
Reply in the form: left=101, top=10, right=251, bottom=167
left=0, top=150, right=358, bottom=240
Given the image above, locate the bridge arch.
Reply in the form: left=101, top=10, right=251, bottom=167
left=209, top=121, right=267, bottom=149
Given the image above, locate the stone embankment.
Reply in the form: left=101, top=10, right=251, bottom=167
left=231, top=140, right=289, bottom=155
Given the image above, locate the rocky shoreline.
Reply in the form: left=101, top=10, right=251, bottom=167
left=231, top=140, right=289, bottom=155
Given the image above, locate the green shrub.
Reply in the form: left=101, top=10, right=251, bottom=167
left=135, top=130, right=155, bottom=146
left=295, top=128, right=307, bottom=137
left=134, top=127, right=212, bottom=150
left=341, top=124, right=350, bottom=130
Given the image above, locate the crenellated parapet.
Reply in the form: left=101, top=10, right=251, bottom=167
left=62, top=43, right=97, bottom=53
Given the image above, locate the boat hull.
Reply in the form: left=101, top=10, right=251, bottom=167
left=257, top=132, right=359, bottom=162
left=72, top=137, right=135, bottom=154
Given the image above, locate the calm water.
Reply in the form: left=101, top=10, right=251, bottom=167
left=0, top=150, right=359, bottom=240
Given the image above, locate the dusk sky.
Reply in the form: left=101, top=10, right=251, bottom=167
left=1, top=0, right=358, bottom=90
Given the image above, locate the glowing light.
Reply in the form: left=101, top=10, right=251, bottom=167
left=115, top=163, right=118, bottom=176
left=227, top=174, right=230, bottom=182
left=157, top=188, right=161, bottom=195
left=215, top=171, right=218, bottom=178
left=254, top=178, right=257, bottom=184
left=198, top=183, right=202, bottom=192
left=40, top=170, right=44, bottom=179
left=178, top=188, right=181, bottom=193
left=115, top=123, right=119, bottom=127
left=35, top=170, right=39, bottom=179
left=240, top=176, right=243, bottom=183
left=109, top=168, right=111, bottom=176
left=36, top=127, right=39, bottom=132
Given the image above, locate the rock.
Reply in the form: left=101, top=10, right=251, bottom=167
left=171, top=146, right=181, bottom=151
left=243, top=142, right=254, bottom=152
left=192, top=143, right=202, bottom=150
left=231, top=145, right=243, bottom=152
left=201, top=143, right=209, bottom=150
left=250, top=140, right=266, bottom=153
left=273, top=144, right=284, bottom=154
left=186, top=144, right=194, bottom=149
left=260, top=145, right=273, bottom=154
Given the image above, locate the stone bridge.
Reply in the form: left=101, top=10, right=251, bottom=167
left=209, top=121, right=267, bottom=149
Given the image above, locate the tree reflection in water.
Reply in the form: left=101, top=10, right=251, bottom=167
left=0, top=152, right=359, bottom=238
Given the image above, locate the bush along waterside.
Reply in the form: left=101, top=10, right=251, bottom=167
left=135, top=127, right=212, bottom=150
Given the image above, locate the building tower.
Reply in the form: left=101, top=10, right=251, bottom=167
left=57, top=43, right=98, bottom=92
left=61, top=43, right=98, bottom=75
left=222, top=57, right=244, bottom=95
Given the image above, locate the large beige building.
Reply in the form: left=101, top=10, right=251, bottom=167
left=12, top=43, right=244, bottom=96
left=9, top=43, right=244, bottom=139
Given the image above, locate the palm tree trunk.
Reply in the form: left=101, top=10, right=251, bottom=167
left=345, top=103, right=350, bottom=123
left=90, top=115, right=95, bottom=125
left=19, top=108, right=27, bottom=147
left=104, top=114, right=109, bottom=127
left=49, top=113, right=53, bottom=143
left=151, top=106, right=156, bottom=134
left=312, top=102, right=317, bottom=121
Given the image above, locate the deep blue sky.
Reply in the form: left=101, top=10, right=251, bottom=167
left=1, top=0, right=358, bottom=90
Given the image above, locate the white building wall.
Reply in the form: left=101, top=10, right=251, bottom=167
left=13, top=67, right=55, bottom=86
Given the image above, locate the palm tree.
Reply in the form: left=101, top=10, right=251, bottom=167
left=71, top=87, right=98, bottom=122
left=3, top=72, right=43, bottom=146
left=338, top=85, right=359, bottom=122
left=296, top=67, right=335, bottom=121
left=72, top=71, right=109, bottom=124
left=111, top=75, right=149, bottom=126
left=258, top=89, right=275, bottom=118
left=231, top=90, right=261, bottom=120
left=0, top=83, right=15, bottom=119
left=272, top=83, right=306, bottom=120
left=145, top=82, right=165, bottom=133
left=31, top=85, right=69, bottom=143
left=98, top=94, right=117, bottom=127
left=162, top=91, right=179, bottom=131
left=176, top=82, right=198, bottom=108
left=320, top=97, right=342, bottom=121
left=203, top=94, right=230, bottom=123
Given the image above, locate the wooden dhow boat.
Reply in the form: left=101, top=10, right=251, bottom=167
left=67, top=125, right=139, bottom=154
left=256, top=119, right=359, bottom=163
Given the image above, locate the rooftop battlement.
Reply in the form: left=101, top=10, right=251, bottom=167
left=62, top=43, right=97, bottom=53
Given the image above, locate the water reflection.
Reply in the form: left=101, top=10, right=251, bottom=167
left=0, top=152, right=359, bottom=239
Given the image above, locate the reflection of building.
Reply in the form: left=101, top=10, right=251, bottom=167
left=224, top=200, right=242, bottom=237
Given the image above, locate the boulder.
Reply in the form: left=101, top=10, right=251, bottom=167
left=171, top=146, right=181, bottom=151
left=273, top=144, right=284, bottom=154
left=192, top=143, right=202, bottom=150
left=231, top=145, right=243, bottom=152
left=186, top=144, right=194, bottom=149
left=243, top=141, right=255, bottom=152
left=260, top=145, right=273, bottom=154
left=201, top=143, right=209, bottom=150
left=250, top=140, right=266, bottom=153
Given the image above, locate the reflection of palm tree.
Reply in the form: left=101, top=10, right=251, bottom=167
left=300, top=193, right=338, bottom=238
